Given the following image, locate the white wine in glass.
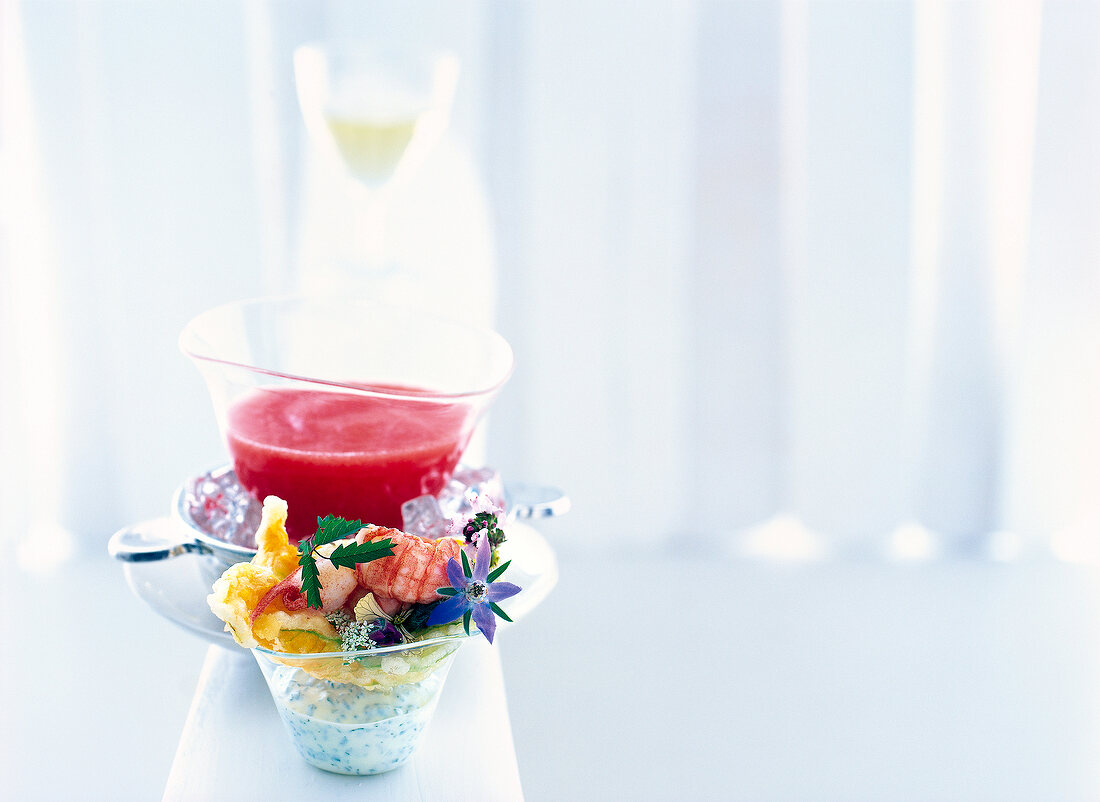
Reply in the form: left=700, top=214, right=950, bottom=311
left=295, top=43, right=458, bottom=191
left=324, top=116, right=420, bottom=188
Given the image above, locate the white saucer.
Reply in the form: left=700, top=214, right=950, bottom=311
left=122, top=520, right=558, bottom=648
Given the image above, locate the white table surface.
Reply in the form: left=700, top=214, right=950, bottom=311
left=503, top=548, right=1100, bottom=802
left=6, top=548, right=1100, bottom=801
left=164, top=640, right=523, bottom=801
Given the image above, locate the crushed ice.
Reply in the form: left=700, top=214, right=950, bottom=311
left=184, top=465, right=505, bottom=547
left=401, top=465, right=505, bottom=539
left=182, top=468, right=262, bottom=547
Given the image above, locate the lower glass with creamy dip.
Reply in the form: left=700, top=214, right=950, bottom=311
left=253, top=642, right=460, bottom=775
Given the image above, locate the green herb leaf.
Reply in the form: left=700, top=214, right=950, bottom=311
left=398, top=599, right=442, bottom=632
left=460, top=549, right=472, bottom=578
left=297, top=517, right=380, bottom=610
left=486, top=559, right=511, bottom=583
left=436, top=587, right=458, bottom=596
left=327, top=538, right=394, bottom=570
left=299, top=551, right=322, bottom=609
left=489, top=602, right=513, bottom=622
left=313, top=515, right=365, bottom=547
left=462, top=608, right=472, bottom=635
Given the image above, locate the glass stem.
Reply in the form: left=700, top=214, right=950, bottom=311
left=357, top=184, right=390, bottom=271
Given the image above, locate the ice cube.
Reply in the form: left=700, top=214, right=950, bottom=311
left=184, top=468, right=262, bottom=547
left=401, top=494, right=448, bottom=538
left=441, top=465, right=505, bottom=518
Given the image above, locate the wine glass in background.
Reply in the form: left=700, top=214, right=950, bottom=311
left=293, top=42, right=460, bottom=268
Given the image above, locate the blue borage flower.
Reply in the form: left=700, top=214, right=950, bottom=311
left=427, top=530, right=520, bottom=644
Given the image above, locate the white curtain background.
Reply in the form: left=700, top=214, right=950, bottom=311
left=2, top=0, right=1098, bottom=566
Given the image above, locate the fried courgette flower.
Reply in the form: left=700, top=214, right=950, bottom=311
left=207, top=496, right=339, bottom=653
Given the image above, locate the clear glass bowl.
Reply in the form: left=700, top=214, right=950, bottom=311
left=179, top=295, right=514, bottom=539
left=253, top=635, right=466, bottom=775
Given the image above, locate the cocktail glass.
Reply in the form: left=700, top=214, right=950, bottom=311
left=179, top=296, right=513, bottom=540
left=294, top=41, right=459, bottom=267
left=252, top=636, right=463, bottom=775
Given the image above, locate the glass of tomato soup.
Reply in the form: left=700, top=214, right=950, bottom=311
left=180, top=297, right=513, bottom=541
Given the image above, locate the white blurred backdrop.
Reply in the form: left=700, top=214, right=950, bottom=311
left=4, top=0, right=1099, bottom=562
left=4, top=1, right=1100, bottom=800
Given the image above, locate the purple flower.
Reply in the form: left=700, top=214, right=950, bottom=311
left=446, top=490, right=505, bottom=539
left=427, top=531, right=521, bottom=644
left=367, top=620, right=403, bottom=647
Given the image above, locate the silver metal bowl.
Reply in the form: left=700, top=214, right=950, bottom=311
left=108, top=464, right=569, bottom=588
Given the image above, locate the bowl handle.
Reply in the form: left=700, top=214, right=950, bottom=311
left=108, top=517, right=209, bottom=562
left=505, top=484, right=571, bottom=520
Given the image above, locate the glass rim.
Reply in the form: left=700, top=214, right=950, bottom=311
left=178, top=294, right=515, bottom=401
left=252, top=630, right=470, bottom=661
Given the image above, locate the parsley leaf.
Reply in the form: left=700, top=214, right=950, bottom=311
left=295, top=516, right=393, bottom=610
left=328, top=538, right=394, bottom=570
left=313, top=515, right=365, bottom=546
left=299, top=549, right=323, bottom=609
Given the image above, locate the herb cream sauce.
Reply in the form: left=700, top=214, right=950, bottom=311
left=268, top=665, right=443, bottom=775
